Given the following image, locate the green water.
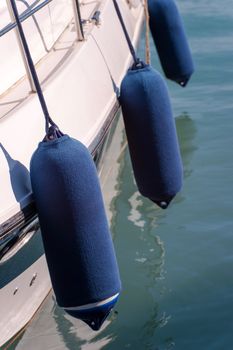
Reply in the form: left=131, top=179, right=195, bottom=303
left=93, top=1, right=233, bottom=348
left=12, top=0, right=233, bottom=349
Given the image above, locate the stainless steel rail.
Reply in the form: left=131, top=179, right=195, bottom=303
left=1, top=0, right=84, bottom=91
left=0, top=0, right=52, bottom=37
left=72, top=0, right=85, bottom=41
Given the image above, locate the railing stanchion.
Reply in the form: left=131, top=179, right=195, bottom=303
left=72, top=0, right=85, bottom=41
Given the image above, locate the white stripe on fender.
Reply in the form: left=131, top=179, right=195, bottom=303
left=64, top=293, right=119, bottom=311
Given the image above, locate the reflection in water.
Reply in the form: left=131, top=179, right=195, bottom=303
left=128, top=191, right=145, bottom=229
left=97, top=114, right=198, bottom=349
left=52, top=301, right=113, bottom=350
left=175, top=113, right=197, bottom=179
left=53, top=303, right=86, bottom=350
left=89, top=143, right=167, bottom=349
left=174, top=113, right=198, bottom=206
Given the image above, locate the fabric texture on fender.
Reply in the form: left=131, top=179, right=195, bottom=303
left=120, top=64, right=183, bottom=208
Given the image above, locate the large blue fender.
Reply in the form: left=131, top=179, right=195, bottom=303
left=148, top=0, right=194, bottom=86
left=120, top=64, right=183, bottom=208
left=30, top=135, right=121, bottom=330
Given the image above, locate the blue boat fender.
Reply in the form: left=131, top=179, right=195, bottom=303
left=120, top=63, right=183, bottom=208
left=30, top=135, right=121, bottom=331
left=148, top=0, right=194, bottom=86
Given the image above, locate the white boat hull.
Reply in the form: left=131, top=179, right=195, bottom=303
left=0, top=0, right=144, bottom=346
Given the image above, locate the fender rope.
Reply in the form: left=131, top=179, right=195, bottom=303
left=9, top=0, right=62, bottom=138
left=112, top=0, right=142, bottom=67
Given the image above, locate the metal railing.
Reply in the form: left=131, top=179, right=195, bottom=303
left=0, top=0, right=84, bottom=91
left=0, top=0, right=53, bottom=37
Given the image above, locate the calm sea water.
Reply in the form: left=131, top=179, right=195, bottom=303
left=12, top=0, right=233, bottom=349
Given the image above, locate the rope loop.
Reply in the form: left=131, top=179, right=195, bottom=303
left=43, top=125, right=64, bottom=141
left=131, top=59, right=147, bottom=70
